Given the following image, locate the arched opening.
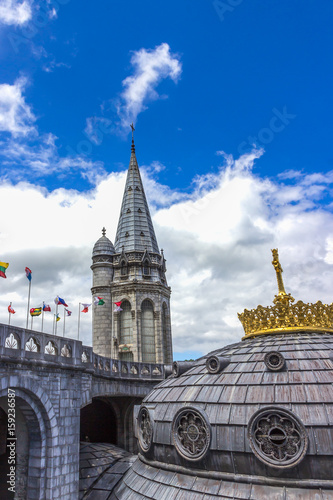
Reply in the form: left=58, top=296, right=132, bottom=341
left=162, top=302, right=169, bottom=363
left=0, top=394, right=45, bottom=500
left=80, top=398, right=117, bottom=444
left=119, top=300, right=133, bottom=362
left=141, top=299, right=156, bottom=363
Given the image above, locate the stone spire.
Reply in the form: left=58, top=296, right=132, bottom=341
left=114, top=133, right=159, bottom=253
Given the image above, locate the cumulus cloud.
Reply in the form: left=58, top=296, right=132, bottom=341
left=0, top=77, right=36, bottom=137
left=0, top=0, right=32, bottom=26
left=1, top=150, right=333, bottom=357
left=116, top=43, right=182, bottom=131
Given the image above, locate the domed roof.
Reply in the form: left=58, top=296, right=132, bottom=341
left=92, top=228, right=115, bottom=257
left=115, top=331, right=333, bottom=499
left=113, top=249, right=333, bottom=499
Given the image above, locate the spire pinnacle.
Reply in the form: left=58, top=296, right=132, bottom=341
left=102, top=227, right=106, bottom=237
left=130, top=123, right=135, bottom=153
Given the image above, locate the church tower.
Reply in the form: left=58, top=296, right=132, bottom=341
left=91, top=130, right=173, bottom=364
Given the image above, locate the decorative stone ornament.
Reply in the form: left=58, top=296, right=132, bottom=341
left=206, top=355, right=230, bottom=374
left=248, top=407, right=308, bottom=469
left=172, top=407, right=211, bottom=461
left=137, top=407, right=153, bottom=452
left=264, top=351, right=285, bottom=371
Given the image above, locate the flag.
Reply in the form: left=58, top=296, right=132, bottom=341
left=25, top=267, right=32, bottom=281
left=54, top=296, right=68, bottom=307
left=114, top=301, right=122, bottom=312
left=0, top=262, right=9, bottom=279
left=30, top=307, right=42, bottom=317
left=43, top=303, right=51, bottom=312
left=94, top=296, right=105, bottom=306
left=56, top=314, right=60, bottom=322
left=81, top=303, right=91, bottom=313
left=8, top=304, right=15, bottom=314
left=65, top=309, right=72, bottom=316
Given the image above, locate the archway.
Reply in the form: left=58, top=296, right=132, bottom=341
left=0, top=394, right=45, bottom=500
left=80, top=398, right=117, bottom=444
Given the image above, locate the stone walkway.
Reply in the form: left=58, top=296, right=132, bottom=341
left=79, top=442, right=136, bottom=499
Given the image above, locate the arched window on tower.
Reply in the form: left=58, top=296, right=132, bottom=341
left=121, top=260, right=128, bottom=276
left=119, top=300, right=133, bottom=361
left=162, top=302, right=169, bottom=363
left=141, top=299, right=155, bottom=363
left=143, top=260, right=150, bottom=276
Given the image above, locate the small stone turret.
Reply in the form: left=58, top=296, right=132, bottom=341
left=91, top=228, right=115, bottom=356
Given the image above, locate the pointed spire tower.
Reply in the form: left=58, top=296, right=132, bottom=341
left=114, top=126, right=159, bottom=254
left=91, top=124, right=172, bottom=364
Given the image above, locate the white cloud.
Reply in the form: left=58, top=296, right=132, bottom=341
left=116, top=42, right=182, bottom=131
left=84, top=117, right=112, bottom=145
left=0, top=0, right=32, bottom=26
left=1, top=150, right=333, bottom=357
left=0, top=77, right=36, bottom=137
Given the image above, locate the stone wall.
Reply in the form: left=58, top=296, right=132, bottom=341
left=0, top=323, right=163, bottom=499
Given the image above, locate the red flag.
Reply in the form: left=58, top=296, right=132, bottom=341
left=8, top=305, right=15, bottom=314
left=114, top=301, right=122, bottom=307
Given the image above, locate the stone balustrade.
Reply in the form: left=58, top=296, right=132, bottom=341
left=0, top=323, right=164, bottom=380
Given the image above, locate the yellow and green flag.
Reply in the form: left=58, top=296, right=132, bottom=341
left=0, top=262, right=9, bottom=279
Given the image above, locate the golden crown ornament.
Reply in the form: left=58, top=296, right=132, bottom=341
left=238, top=249, right=333, bottom=339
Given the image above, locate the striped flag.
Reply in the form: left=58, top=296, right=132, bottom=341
left=0, top=262, right=9, bottom=279
left=94, top=296, right=105, bottom=306
left=81, top=303, right=91, bottom=313
left=54, top=296, right=68, bottom=307
left=30, top=307, right=42, bottom=317
left=25, top=267, right=32, bottom=281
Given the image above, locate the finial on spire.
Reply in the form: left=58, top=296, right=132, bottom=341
left=102, top=227, right=106, bottom=237
left=130, top=122, right=135, bottom=153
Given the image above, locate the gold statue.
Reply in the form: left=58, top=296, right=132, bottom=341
left=238, top=249, right=333, bottom=339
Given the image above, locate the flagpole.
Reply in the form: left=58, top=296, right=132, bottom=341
left=42, top=302, right=44, bottom=333
left=26, top=279, right=31, bottom=329
left=63, top=309, right=66, bottom=337
left=78, top=303, right=81, bottom=340
left=55, top=303, right=59, bottom=335
left=52, top=313, right=55, bottom=335
left=8, top=302, right=11, bottom=326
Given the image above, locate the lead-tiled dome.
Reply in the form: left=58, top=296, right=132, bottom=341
left=113, top=250, right=333, bottom=499
left=92, top=232, right=115, bottom=257
left=114, top=332, right=333, bottom=499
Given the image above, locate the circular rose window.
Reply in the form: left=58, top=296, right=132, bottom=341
left=172, top=407, right=211, bottom=461
left=137, top=406, right=153, bottom=452
left=248, top=407, right=308, bottom=468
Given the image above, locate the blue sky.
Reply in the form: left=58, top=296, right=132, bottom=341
left=0, top=1, right=333, bottom=359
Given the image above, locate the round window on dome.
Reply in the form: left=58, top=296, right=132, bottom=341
left=137, top=406, right=153, bottom=453
left=248, top=407, right=308, bottom=469
left=172, top=407, right=211, bottom=461
left=264, top=351, right=285, bottom=371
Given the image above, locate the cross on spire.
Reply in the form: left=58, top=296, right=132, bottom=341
left=102, top=227, right=106, bottom=237
left=130, top=123, right=135, bottom=153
